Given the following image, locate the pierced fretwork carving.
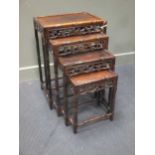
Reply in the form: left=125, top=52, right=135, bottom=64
left=66, top=60, right=113, bottom=76
left=48, top=25, right=103, bottom=39
left=78, top=79, right=115, bottom=95
left=58, top=41, right=103, bottom=56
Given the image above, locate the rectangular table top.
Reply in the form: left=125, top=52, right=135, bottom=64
left=70, top=70, right=117, bottom=86
left=58, top=50, right=114, bottom=67
left=35, top=12, right=106, bottom=29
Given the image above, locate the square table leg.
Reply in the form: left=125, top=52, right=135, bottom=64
left=53, top=56, right=61, bottom=115
left=63, top=73, right=69, bottom=125
left=33, top=21, right=44, bottom=89
left=73, top=88, right=78, bottom=134
left=109, top=78, right=118, bottom=121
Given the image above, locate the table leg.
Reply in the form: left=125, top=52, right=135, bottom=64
left=41, top=33, right=53, bottom=109
left=54, top=57, right=61, bottom=116
left=63, top=73, right=69, bottom=125
left=73, top=88, right=78, bottom=134
left=33, top=21, right=43, bottom=89
left=109, top=78, right=118, bottom=121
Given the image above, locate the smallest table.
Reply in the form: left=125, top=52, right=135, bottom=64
left=64, top=70, right=118, bottom=133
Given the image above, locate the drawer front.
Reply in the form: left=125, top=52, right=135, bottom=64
left=65, top=59, right=114, bottom=77
left=47, top=24, right=104, bottom=39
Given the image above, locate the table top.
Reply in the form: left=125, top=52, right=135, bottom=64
left=59, top=50, right=115, bottom=67
left=70, top=70, right=117, bottom=86
left=35, top=12, right=106, bottom=29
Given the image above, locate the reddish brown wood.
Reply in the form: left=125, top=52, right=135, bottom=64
left=49, top=32, right=110, bottom=116
left=34, top=12, right=108, bottom=115
left=34, top=12, right=119, bottom=134
left=58, top=50, right=114, bottom=66
left=70, top=70, right=117, bottom=86
left=50, top=33, right=107, bottom=46
left=66, top=70, right=118, bottom=133
left=58, top=50, right=115, bottom=76
left=78, top=113, right=112, bottom=127
left=35, top=12, right=107, bottom=29
left=50, top=33, right=108, bottom=56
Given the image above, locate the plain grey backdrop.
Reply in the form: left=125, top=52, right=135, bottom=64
left=19, top=0, right=135, bottom=81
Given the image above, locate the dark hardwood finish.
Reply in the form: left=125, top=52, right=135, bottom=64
left=58, top=50, right=115, bottom=76
left=50, top=33, right=107, bottom=46
left=70, top=70, right=117, bottom=86
left=78, top=113, right=112, bottom=127
left=49, top=33, right=111, bottom=116
left=34, top=12, right=107, bottom=111
left=35, top=12, right=107, bottom=29
left=49, top=33, right=109, bottom=116
left=65, top=70, right=118, bottom=133
left=50, top=33, right=108, bottom=56
left=33, top=19, right=53, bottom=109
left=59, top=50, right=114, bottom=66
left=34, top=12, right=119, bottom=134
left=35, top=12, right=107, bottom=39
